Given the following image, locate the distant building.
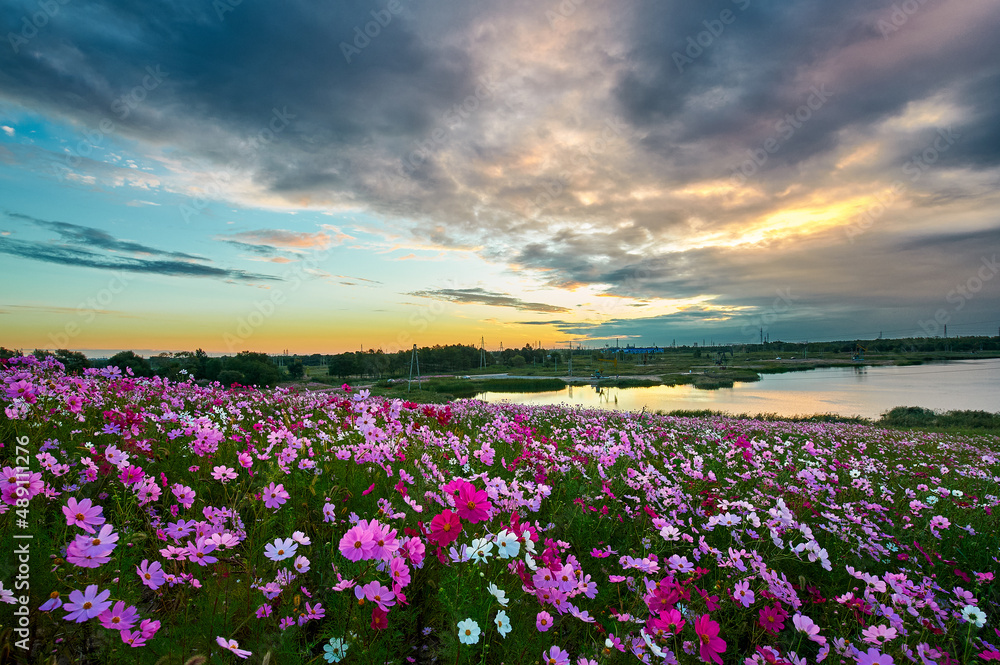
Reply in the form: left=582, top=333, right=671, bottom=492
left=619, top=345, right=665, bottom=355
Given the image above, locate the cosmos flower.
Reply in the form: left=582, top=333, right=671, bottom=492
left=262, top=482, right=290, bottom=509
left=62, top=497, right=105, bottom=534
left=264, top=537, right=298, bottom=562
left=494, top=609, right=512, bottom=638
left=63, top=585, right=112, bottom=622
left=457, top=618, right=481, bottom=644
left=694, top=614, right=726, bottom=665
left=429, top=509, right=462, bottom=546
left=216, top=637, right=252, bottom=659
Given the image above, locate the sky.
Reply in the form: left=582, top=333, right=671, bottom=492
left=1, top=0, right=999, bottom=356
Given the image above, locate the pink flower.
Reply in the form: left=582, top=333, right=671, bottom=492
left=171, top=484, right=196, bottom=508
left=862, top=624, right=897, bottom=646
left=694, top=614, right=726, bottom=665
left=62, top=497, right=105, bottom=534
left=389, top=557, right=411, bottom=588
left=216, top=637, right=252, bottom=659
left=63, top=585, right=112, bottom=622
left=293, top=555, right=311, bottom=573
left=536, top=610, right=554, bottom=632
left=356, top=581, right=395, bottom=612
left=792, top=613, right=824, bottom=644
left=98, top=601, right=139, bottom=631
left=856, top=647, right=894, bottom=665
left=262, top=482, right=290, bottom=509
left=733, top=580, right=755, bottom=607
left=542, top=646, right=570, bottom=665
left=339, top=524, right=375, bottom=562
left=136, top=560, right=165, bottom=590
left=212, top=466, right=237, bottom=482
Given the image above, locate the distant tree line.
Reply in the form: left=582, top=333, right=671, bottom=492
left=2, top=335, right=996, bottom=387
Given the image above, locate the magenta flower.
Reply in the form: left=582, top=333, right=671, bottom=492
left=98, top=601, right=139, bottom=631
left=339, top=524, right=375, bottom=562
left=758, top=603, right=787, bottom=634
left=455, top=482, right=492, bottom=524
left=429, top=509, right=462, bottom=546
left=136, top=560, right=165, bottom=590
left=63, top=585, right=112, bottom=622
left=694, top=614, right=726, bottom=665
left=536, top=610, right=554, bottom=632
left=262, top=482, right=290, bottom=509
left=542, top=646, right=570, bottom=665
left=62, top=497, right=105, bottom=534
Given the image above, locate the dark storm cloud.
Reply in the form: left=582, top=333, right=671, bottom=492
left=614, top=0, right=1000, bottom=176
left=409, top=288, right=570, bottom=313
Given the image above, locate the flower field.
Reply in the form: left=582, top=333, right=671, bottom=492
left=1, top=355, right=998, bottom=664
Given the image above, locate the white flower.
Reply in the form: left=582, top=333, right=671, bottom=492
left=494, top=609, right=512, bottom=637
left=457, top=618, right=481, bottom=645
left=951, top=489, right=964, bottom=498
left=926, top=495, right=939, bottom=505
left=962, top=604, right=987, bottom=628
left=494, top=529, right=520, bottom=559
left=469, top=537, right=494, bottom=563
left=487, top=582, right=509, bottom=607
left=849, top=469, right=861, bottom=479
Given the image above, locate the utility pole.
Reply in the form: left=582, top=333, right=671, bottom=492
left=408, top=344, right=420, bottom=392
left=568, top=343, right=573, bottom=378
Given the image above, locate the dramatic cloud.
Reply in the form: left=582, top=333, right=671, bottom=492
left=1, top=0, right=998, bottom=343
left=409, top=288, right=571, bottom=314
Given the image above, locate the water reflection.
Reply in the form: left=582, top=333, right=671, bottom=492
left=476, top=360, right=1000, bottom=418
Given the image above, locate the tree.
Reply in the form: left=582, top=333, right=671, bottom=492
left=54, top=349, right=89, bottom=374
left=107, top=351, right=152, bottom=377
left=511, top=354, right=526, bottom=367
left=287, top=358, right=305, bottom=379
left=0, top=347, right=22, bottom=361
left=217, top=369, right=245, bottom=386
left=224, top=351, right=281, bottom=387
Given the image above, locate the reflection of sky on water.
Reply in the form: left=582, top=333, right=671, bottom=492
left=477, top=360, right=1000, bottom=418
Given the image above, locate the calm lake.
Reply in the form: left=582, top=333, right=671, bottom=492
left=476, top=359, right=1000, bottom=418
